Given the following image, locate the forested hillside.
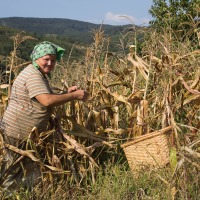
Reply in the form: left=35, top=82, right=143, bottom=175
left=0, top=17, right=134, bottom=47
left=0, top=17, right=141, bottom=63
left=0, top=25, right=86, bottom=68
left=0, top=17, right=129, bottom=37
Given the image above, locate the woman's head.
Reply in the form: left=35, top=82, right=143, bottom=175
left=35, top=54, right=56, bottom=74
left=30, top=41, right=65, bottom=74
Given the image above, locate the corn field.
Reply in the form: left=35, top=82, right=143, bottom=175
left=0, top=19, right=200, bottom=199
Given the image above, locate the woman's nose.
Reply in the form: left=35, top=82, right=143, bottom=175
left=47, top=60, right=52, bottom=65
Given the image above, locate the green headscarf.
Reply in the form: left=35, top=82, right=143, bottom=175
left=30, top=41, right=65, bottom=69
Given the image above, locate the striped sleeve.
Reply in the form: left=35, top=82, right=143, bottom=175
left=26, top=73, right=51, bottom=98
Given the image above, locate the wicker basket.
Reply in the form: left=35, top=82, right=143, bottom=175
left=121, top=126, right=172, bottom=171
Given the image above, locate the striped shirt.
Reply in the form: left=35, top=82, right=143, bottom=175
left=2, top=64, right=53, bottom=139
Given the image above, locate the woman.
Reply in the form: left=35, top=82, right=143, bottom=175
left=0, top=41, right=89, bottom=193
left=3, top=41, right=89, bottom=140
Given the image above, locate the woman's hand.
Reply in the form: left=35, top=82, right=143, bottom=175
left=68, top=86, right=90, bottom=101
left=73, top=90, right=90, bottom=101
left=68, top=86, right=78, bottom=93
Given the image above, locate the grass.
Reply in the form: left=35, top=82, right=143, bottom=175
left=2, top=160, right=199, bottom=200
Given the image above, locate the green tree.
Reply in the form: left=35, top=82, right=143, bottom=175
left=149, top=0, right=199, bottom=36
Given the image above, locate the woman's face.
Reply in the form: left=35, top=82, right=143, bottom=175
left=36, top=54, right=56, bottom=74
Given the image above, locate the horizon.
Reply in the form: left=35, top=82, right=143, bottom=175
left=0, top=16, right=146, bottom=27
left=0, top=0, right=153, bottom=26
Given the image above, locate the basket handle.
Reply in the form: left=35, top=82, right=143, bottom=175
left=121, top=126, right=172, bottom=148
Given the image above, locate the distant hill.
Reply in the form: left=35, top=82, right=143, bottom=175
left=0, top=25, right=87, bottom=62
left=0, top=17, right=131, bottom=44
left=0, top=17, right=144, bottom=62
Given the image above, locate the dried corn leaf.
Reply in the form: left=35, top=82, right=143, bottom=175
left=128, top=90, right=144, bottom=101
left=177, top=94, right=200, bottom=108
left=64, top=129, right=112, bottom=147
left=14, top=61, right=32, bottom=70
left=100, top=84, right=129, bottom=105
left=180, top=146, right=200, bottom=159
left=137, top=100, right=148, bottom=126
left=127, top=53, right=148, bottom=81
left=135, top=55, right=149, bottom=73
left=118, top=58, right=126, bottom=65
left=44, top=164, right=67, bottom=172
left=52, top=154, right=62, bottom=169
left=60, top=141, right=74, bottom=151
left=112, top=106, right=119, bottom=130
left=159, top=42, right=170, bottom=57
left=100, top=90, right=111, bottom=105
left=179, top=153, right=200, bottom=170
left=93, top=78, right=131, bottom=109
left=65, top=116, right=111, bottom=140
left=179, top=76, right=200, bottom=95
left=102, top=128, right=129, bottom=135
left=86, top=142, right=104, bottom=154
left=62, top=133, right=98, bottom=167
left=92, top=110, right=102, bottom=127
left=4, top=143, right=39, bottom=162
left=177, top=50, right=200, bottom=61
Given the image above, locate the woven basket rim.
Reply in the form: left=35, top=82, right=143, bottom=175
left=121, top=126, right=172, bottom=148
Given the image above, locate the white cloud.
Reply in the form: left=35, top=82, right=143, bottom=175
left=104, top=12, right=150, bottom=25
left=105, top=12, right=124, bottom=23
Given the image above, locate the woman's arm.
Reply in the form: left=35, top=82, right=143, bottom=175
left=35, top=89, right=89, bottom=107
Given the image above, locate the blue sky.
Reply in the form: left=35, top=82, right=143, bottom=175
left=1, top=0, right=153, bottom=25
